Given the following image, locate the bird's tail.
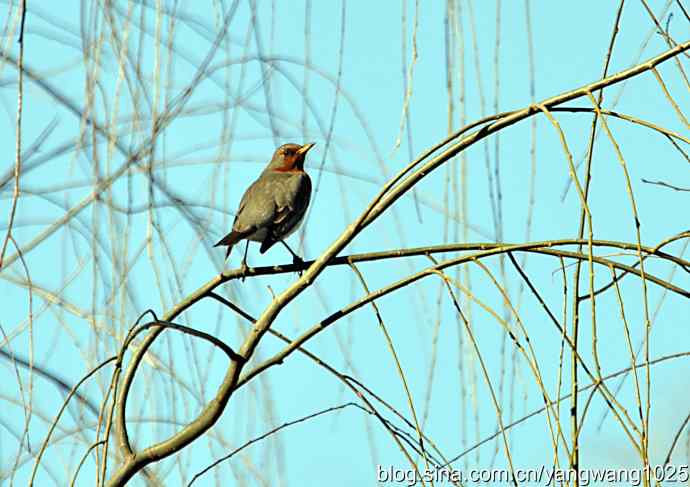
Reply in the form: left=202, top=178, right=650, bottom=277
left=214, top=231, right=244, bottom=259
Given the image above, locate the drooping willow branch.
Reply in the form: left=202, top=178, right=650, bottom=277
left=236, top=240, right=690, bottom=390
left=104, top=41, right=690, bottom=486
left=0, top=0, right=241, bottom=273
left=204, top=292, right=451, bottom=480
left=109, top=240, right=689, bottom=485
left=444, top=351, right=690, bottom=467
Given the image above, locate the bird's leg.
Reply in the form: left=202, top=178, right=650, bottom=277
left=240, top=241, right=250, bottom=282
left=279, top=240, right=304, bottom=276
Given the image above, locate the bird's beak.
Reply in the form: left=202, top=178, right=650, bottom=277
left=296, top=142, right=316, bottom=156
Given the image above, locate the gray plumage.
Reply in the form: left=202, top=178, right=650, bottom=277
left=215, top=143, right=314, bottom=264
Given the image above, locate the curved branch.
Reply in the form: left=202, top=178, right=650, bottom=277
left=105, top=41, right=690, bottom=486
left=239, top=241, right=690, bottom=388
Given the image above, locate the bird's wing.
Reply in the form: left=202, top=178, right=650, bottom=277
left=274, top=173, right=311, bottom=220
left=231, top=177, right=277, bottom=234
left=258, top=174, right=312, bottom=254
left=228, top=172, right=312, bottom=256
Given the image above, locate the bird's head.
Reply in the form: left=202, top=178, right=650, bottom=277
left=267, top=142, right=316, bottom=172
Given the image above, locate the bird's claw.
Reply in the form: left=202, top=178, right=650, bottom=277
left=240, top=261, right=249, bottom=282
left=292, top=255, right=304, bottom=277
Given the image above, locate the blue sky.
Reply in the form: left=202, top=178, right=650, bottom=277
left=1, top=1, right=689, bottom=485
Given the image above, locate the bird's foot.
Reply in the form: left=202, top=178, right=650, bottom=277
left=292, top=255, right=305, bottom=277
left=240, top=261, right=249, bottom=282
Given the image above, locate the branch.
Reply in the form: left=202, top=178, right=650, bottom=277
left=239, top=241, right=690, bottom=388
left=105, top=40, right=690, bottom=486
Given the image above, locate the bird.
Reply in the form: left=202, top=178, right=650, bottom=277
left=214, top=142, right=315, bottom=276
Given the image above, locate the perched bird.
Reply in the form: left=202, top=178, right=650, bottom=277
left=215, top=142, right=315, bottom=274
